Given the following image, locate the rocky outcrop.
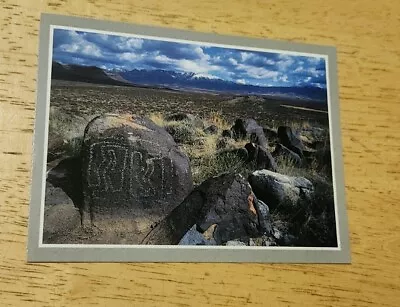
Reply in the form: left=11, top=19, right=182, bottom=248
left=43, top=184, right=81, bottom=243
left=165, top=112, right=204, bottom=128
left=178, top=225, right=216, bottom=245
left=46, top=156, right=84, bottom=212
left=204, top=124, right=218, bottom=135
left=245, top=143, right=277, bottom=172
left=81, top=114, right=193, bottom=226
left=141, top=173, right=270, bottom=245
left=249, top=170, right=314, bottom=211
left=231, top=118, right=267, bottom=146
left=277, top=126, right=305, bottom=158
left=272, top=143, right=302, bottom=166
left=221, top=129, right=233, bottom=138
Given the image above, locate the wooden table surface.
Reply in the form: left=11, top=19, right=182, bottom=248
left=1, top=0, right=399, bottom=306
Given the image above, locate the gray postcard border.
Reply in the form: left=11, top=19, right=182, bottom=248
left=27, top=13, right=350, bottom=263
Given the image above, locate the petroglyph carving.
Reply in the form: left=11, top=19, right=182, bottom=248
left=86, top=138, right=174, bottom=199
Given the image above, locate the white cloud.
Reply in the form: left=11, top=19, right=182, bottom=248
left=265, top=59, right=276, bottom=65
left=57, top=31, right=103, bottom=58
left=81, top=44, right=102, bottom=57
left=280, top=75, right=289, bottom=82
left=119, top=52, right=139, bottom=62
left=155, top=54, right=174, bottom=64
left=276, top=58, right=294, bottom=70
left=236, top=79, right=246, bottom=84
left=294, top=66, right=304, bottom=73
left=194, top=46, right=210, bottom=61
left=237, top=63, right=279, bottom=80
left=229, top=58, right=238, bottom=65
left=304, top=77, right=312, bottom=82
left=240, top=52, right=252, bottom=62
left=307, top=57, right=322, bottom=65
left=308, top=67, right=323, bottom=77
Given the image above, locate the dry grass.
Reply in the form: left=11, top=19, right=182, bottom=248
left=148, top=112, right=165, bottom=127
left=206, top=110, right=231, bottom=130
left=147, top=111, right=256, bottom=185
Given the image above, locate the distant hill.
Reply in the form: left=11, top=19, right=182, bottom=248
left=51, top=62, right=131, bottom=86
left=51, top=61, right=327, bottom=102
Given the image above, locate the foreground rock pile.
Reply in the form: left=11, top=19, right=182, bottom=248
left=45, top=112, right=334, bottom=246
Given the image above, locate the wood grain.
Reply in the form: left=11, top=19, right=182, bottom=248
left=1, top=0, right=399, bottom=305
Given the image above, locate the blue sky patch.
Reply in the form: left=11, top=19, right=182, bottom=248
left=52, top=28, right=327, bottom=88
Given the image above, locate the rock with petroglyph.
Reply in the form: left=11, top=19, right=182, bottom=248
left=81, top=114, right=193, bottom=224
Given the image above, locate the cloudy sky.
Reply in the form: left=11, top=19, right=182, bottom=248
left=52, top=28, right=327, bottom=88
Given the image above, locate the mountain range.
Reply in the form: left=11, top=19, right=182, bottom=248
left=51, top=61, right=327, bottom=101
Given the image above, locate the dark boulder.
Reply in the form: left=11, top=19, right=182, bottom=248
left=245, top=143, right=277, bottom=171
left=178, top=225, right=216, bottom=245
left=46, top=156, right=84, bottom=212
left=43, top=183, right=81, bottom=243
left=164, top=121, right=197, bottom=144
left=250, top=132, right=268, bottom=147
left=204, top=124, right=218, bottom=135
left=231, top=118, right=267, bottom=146
left=221, top=129, right=233, bottom=138
left=254, top=197, right=272, bottom=235
left=272, top=143, right=302, bottom=166
left=81, top=114, right=193, bottom=226
left=165, top=112, right=195, bottom=122
left=165, top=112, right=204, bottom=128
left=263, top=127, right=278, bottom=141
left=43, top=202, right=81, bottom=243
left=249, top=170, right=314, bottom=211
left=277, top=126, right=305, bottom=157
left=141, top=173, right=261, bottom=245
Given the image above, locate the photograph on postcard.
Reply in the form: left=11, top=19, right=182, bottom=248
left=28, top=14, right=350, bottom=262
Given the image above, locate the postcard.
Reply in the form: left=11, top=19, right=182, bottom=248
left=27, top=13, right=350, bottom=262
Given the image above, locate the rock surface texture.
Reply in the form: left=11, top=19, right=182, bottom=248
left=249, top=169, right=314, bottom=211
left=81, top=114, right=193, bottom=225
left=142, top=173, right=271, bottom=245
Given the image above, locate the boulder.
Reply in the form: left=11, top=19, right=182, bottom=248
left=178, top=225, right=216, bottom=245
left=263, top=127, right=278, bottom=141
left=141, top=173, right=261, bottom=245
left=245, top=143, right=277, bottom=172
left=165, top=112, right=204, bottom=128
left=81, top=114, right=193, bottom=226
left=248, top=170, right=314, bottom=211
left=221, top=129, right=233, bottom=138
left=250, top=132, right=268, bottom=147
left=164, top=121, right=197, bottom=144
left=46, top=156, right=84, bottom=211
left=231, top=118, right=266, bottom=144
left=45, top=181, right=77, bottom=207
left=277, top=126, right=305, bottom=157
left=254, top=197, right=272, bottom=235
left=165, top=112, right=194, bottom=121
left=43, top=202, right=81, bottom=243
left=204, top=124, right=218, bottom=135
left=272, top=143, right=302, bottom=166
